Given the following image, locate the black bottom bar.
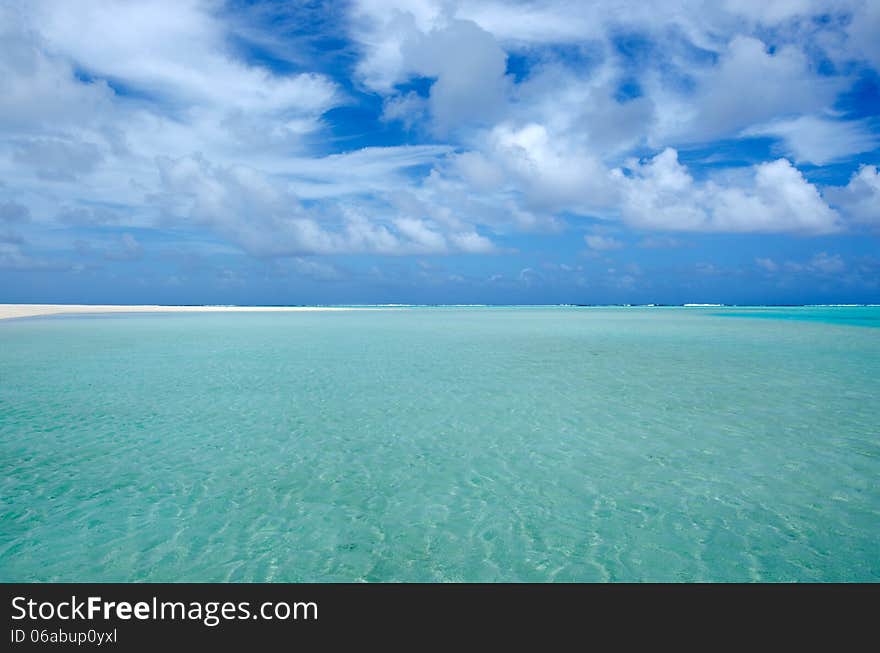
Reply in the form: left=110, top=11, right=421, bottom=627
left=3, top=583, right=876, bottom=649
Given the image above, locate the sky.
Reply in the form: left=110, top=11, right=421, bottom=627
left=1, top=0, right=879, bottom=305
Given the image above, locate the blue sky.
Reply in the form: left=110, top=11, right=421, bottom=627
left=1, top=0, right=878, bottom=305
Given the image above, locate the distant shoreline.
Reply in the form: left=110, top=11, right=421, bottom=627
left=1, top=303, right=877, bottom=321
left=0, top=304, right=364, bottom=321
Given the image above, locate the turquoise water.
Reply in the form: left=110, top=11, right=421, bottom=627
left=713, top=305, right=880, bottom=328
left=1, top=306, right=878, bottom=582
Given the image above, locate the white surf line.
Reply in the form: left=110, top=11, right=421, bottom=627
left=0, top=304, right=370, bottom=320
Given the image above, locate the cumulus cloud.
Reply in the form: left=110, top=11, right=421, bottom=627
left=653, top=35, right=845, bottom=144
left=404, top=19, right=511, bottom=133
left=825, top=165, right=880, bottom=226
left=483, top=122, right=614, bottom=213
left=350, top=0, right=443, bottom=92
left=613, top=149, right=840, bottom=233
left=339, top=2, right=876, bottom=240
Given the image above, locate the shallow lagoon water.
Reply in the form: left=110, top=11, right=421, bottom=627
left=1, top=306, right=878, bottom=581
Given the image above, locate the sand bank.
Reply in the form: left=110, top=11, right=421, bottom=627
left=0, top=304, right=362, bottom=320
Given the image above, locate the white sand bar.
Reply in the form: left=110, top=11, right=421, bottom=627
left=0, top=304, right=366, bottom=320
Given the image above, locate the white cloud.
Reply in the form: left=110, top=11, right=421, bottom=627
left=444, top=0, right=861, bottom=51
left=449, top=151, right=505, bottom=192
left=285, top=257, right=344, bottom=282
left=12, top=137, right=103, bottom=181
left=485, top=122, right=614, bottom=213
left=350, top=0, right=445, bottom=92
left=771, top=252, right=847, bottom=275
left=155, top=153, right=497, bottom=256
left=1, top=0, right=878, bottom=274
left=0, top=9, right=116, bottom=133
left=808, top=251, right=845, bottom=274
left=744, top=115, right=880, bottom=165
left=381, top=92, right=428, bottom=130
left=613, top=149, right=840, bottom=233
left=1, top=1, right=340, bottom=175
left=825, top=165, right=880, bottom=226
left=518, top=266, right=539, bottom=284
left=341, top=5, right=873, bottom=237
left=393, top=217, right=447, bottom=251
left=0, top=0, right=345, bottom=241
left=647, top=35, right=845, bottom=145
left=449, top=230, right=496, bottom=253
left=405, top=19, right=510, bottom=133
left=29, top=0, right=339, bottom=116
left=389, top=166, right=558, bottom=236
left=358, top=10, right=511, bottom=133
left=842, top=0, right=880, bottom=70
left=584, top=234, right=624, bottom=251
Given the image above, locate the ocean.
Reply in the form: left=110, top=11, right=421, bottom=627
left=1, top=306, right=878, bottom=581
